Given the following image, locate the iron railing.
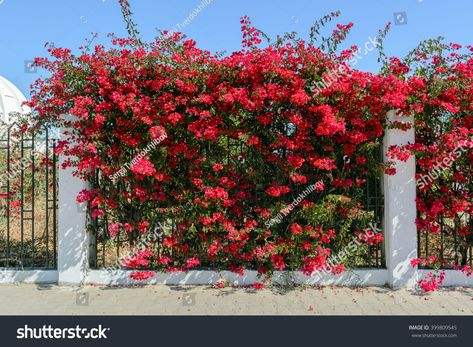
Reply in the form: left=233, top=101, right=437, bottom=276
left=418, top=214, right=473, bottom=269
left=88, top=171, right=385, bottom=269
left=0, top=123, right=58, bottom=269
left=364, top=172, right=385, bottom=268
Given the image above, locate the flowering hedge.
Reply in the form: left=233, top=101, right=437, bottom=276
left=27, top=15, right=473, bottom=287
left=388, top=39, right=473, bottom=289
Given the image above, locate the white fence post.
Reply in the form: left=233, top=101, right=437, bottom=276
left=57, top=134, right=89, bottom=286
left=383, top=110, right=419, bottom=288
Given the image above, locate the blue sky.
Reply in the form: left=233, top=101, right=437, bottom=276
left=1, top=0, right=472, bottom=97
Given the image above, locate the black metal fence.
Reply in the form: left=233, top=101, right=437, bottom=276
left=0, top=123, right=58, bottom=269
left=418, top=215, right=473, bottom=269
left=88, top=171, right=385, bottom=270
left=364, top=173, right=385, bottom=268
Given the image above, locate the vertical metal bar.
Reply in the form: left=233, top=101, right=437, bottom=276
left=417, top=226, right=421, bottom=261
left=31, top=133, right=35, bottom=266
left=366, top=174, right=371, bottom=266
left=375, top=175, right=380, bottom=266
left=379, top=147, right=386, bottom=267
left=440, top=216, right=444, bottom=262
left=52, top=139, right=57, bottom=268
left=417, top=179, right=421, bottom=261
left=227, top=136, right=230, bottom=165
left=470, top=214, right=473, bottom=266
left=6, top=126, right=11, bottom=265
left=45, top=130, right=49, bottom=267
left=453, top=215, right=458, bottom=265
left=98, top=170, right=105, bottom=267
left=425, top=225, right=429, bottom=260
left=102, top=220, right=106, bottom=267
left=20, top=131, right=24, bottom=263
left=94, top=221, right=98, bottom=267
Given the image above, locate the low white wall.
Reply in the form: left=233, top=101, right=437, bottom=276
left=0, top=270, right=58, bottom=284
left=2, top=269, right=472, bottom=288
left=85, top=269, right=389, bottom=287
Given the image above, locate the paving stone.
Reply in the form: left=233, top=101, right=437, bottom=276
left=1, top=284, right=473, bottom=315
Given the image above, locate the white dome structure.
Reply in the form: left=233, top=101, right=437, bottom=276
left=0, top=75, right=30, bottom=124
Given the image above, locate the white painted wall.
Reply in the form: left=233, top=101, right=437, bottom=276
left=0, top=270, right=58, bottom=284
left=85, top=269, right=388, bottom=287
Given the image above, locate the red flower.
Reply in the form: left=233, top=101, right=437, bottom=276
left=266, top=185, right=290, bottom=197
left=271, top=255, right=285, bottom=270
left=418, top=271, right=445, bottom=292
left=311, top=158, right=337, bottom=171
left=290, top=223, right=303, bottom=235
left=108, top=223, right=122, bottom=238
left=149, top=126, right=167, bottom=140
left=168, top=112, right=183, bottom=126
left=212, top=163, right=223, bottom=172
left=247, top=136, right=260, bottom=145
left=252, top=282, right=265, bottom=290
left=204, top=186, right=229, bottom=200
left=186, top=255, right=201, bottom=269
left=158, top=255, right=172, bottom=266
left=214, top=280, right=226, bottom=289
left=290, top=173, right=307, bottom=184
left=130, top=157, right=156, bottom=177
left=291, top=90, right=310, bottom=106
left=130, top=271, right=156, bottom=281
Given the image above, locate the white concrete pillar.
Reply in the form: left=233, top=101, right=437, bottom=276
left=57, top=129, right=89, bottom=286
left=383, top=110, right=418, bottom=288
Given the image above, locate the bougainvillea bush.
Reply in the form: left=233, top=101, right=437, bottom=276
left=377, top=38, right=473, bottom=290
left=26, top=13, right=473, bottom=287
left=385, top=39, right=473, bottom=283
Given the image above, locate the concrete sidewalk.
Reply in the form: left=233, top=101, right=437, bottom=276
left=0, top=284, right=472, bottom=315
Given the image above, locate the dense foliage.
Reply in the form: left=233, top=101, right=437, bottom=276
left=393, top=39, right=473, bottom=288
left=26, top=14, right=473, bottom=288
